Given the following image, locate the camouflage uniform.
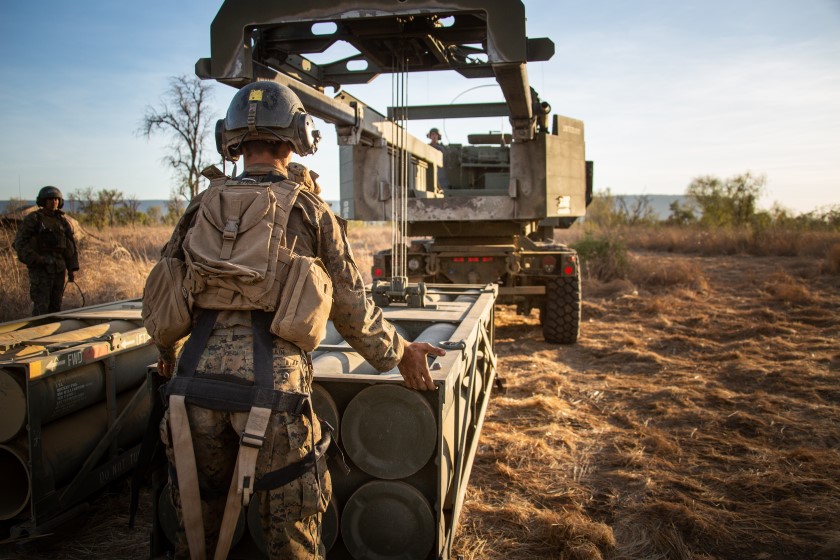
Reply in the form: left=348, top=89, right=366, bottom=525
left=13, top=209, right=79, bottom=316
left=158, top=162, right=404, bottom=559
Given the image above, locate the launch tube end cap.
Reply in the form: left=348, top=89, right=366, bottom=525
left=0, top=370, right=26, bottom=442
left=341, top=480, right=434, bottom=560
left=341, top=384, right=436, bottom=479
left=0, top=445, right=31, bottom=520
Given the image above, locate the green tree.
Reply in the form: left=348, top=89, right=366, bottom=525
left=584, top=188, right=622, bottom=230
left=139, top=75, right=216, bottom=200
left=146, top=205, right=163, bottom=225
left=666, top=200, right=697, bottom=226
left=98, top=189, right=124, bottom=228
left=74, top=187, right=107, bottom=229
left=165, top=191, right=185, bottom=225
left=122, top=195, right=143, bottom=227
left=686, top=172, right=765, bottom=227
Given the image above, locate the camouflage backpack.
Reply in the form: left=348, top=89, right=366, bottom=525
left=181, top=174, right=333, bottom=351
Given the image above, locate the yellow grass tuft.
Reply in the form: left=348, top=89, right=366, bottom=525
left=763, top=270, right=813, bottom=304
left=826, top=243, right=840, bottom=275
left=629, top=257, right=708, bottom=292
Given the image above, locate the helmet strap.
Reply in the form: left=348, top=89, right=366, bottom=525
left=247, top=102, right=258, bottom=133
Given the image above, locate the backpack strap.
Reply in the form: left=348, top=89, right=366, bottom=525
left=213, top=310, right=276, bottom=560
left=165, top=307, right=313, bottom=560
left=169, top=394, right=206, bottom=560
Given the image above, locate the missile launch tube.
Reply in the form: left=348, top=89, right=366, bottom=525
left=0, top=320, right=88, bottom=350
left=0, top=370, right=26, bottom=442
left=312, top=324, right=410, bottom=375
left=26, top=320, right=140, bottom=346
left=0, top=343, right=157, bottom=443
left=0, top=444, right=30, bottom=520
left=341, top=480, right=435, bottom=560
left=0, top=387, right=151, bottom=520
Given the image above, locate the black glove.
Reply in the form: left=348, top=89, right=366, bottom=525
left=67, top=271, right=76, bottom=282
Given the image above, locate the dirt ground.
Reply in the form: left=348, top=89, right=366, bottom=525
left=454, top=253, right=840, bottom=560
left=2, top=252, right=838, bottom=559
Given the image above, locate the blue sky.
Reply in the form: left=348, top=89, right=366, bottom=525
left=1, top=0, right=838, bottom=214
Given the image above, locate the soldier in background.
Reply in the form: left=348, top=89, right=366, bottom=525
left=427, top=127, right=448, bottom=188
left=13, top=186, right=79, bottom=316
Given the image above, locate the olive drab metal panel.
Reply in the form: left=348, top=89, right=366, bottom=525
left=0, top=300, right=156, bottom=537
left=195, top=0, right=588, bottom=238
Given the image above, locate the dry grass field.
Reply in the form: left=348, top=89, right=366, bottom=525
left=1, top=223, right=839, bottom=559
left=454, top=252, right=840, bottom=560
left=0, top=223, right=381, bottom=323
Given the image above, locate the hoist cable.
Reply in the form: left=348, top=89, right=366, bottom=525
left=389, top=45, right=411, bottom=280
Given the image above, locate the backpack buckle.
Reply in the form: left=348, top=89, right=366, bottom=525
left=223, top=218, right=240, bottom=240
left=221, top=218, right=240, bottom=259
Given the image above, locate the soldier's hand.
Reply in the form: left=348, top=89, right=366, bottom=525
left=157, top=355, right=176, bottom=378
left=397, top=342, right=446, bottom=391
left=67, top=271, right=75, bottom=282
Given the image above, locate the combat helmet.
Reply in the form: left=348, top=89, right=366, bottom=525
left=216, top=81, right=320, bottom=161
left=36, top=186, right=64, bottom=209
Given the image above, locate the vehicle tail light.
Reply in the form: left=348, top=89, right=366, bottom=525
left=542, top=256, right=557, bottom=273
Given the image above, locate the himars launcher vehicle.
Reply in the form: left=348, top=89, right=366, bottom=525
left=198, top=0, right=593, bottom=345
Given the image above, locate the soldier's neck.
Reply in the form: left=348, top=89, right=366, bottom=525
left=243, top=153, right=292, bottom=176
left=243, top=162, right=286, bottom=176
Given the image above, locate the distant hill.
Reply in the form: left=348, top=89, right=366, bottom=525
left=612, top=194, right=687, bottom=220
left=0, top=200, right=171, bottom=214
left=1, top=199, right=342, bottom=215
left=3, top=198, right=679, bottom=221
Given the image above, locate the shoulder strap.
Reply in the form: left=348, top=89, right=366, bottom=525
left=175, top=310, right=219, bottom=379
left=276, top=179, right=302, bottom=249
left=169, top=394, right=207, bottom=560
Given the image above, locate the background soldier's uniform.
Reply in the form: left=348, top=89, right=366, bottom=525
left=13, top=209, right=79, bottom=316
left=158, top=163, right=404, bottom=559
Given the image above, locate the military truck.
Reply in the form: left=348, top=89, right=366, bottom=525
left=369, top=127, right=593, bottom=344
left=196, top=0, right=592, bottom=345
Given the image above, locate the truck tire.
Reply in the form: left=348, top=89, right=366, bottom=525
left=541, top=275, right=581, bottom=344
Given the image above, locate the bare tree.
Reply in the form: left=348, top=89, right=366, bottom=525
left=98, top=189, right=124, bottom=228
left=617, top=194, right=657, bottom=225
left=6, top=197, right=29, bottom=214
left=139, top=75, right=215, bottom=200
left=165, top=190, right=186, bottom=226
left=122, top=195, right=143, bottom=227
left=65, top=191, right=81, bottom=214
left=73, top=187, right=106, bottom=229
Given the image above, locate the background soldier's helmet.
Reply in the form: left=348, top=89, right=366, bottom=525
left=216, top=81, right=320, bottom=161
left=36, top=186, right=64, bottom=209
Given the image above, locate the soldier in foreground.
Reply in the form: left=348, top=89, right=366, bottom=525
left=151, top=81, right=444, bottom=559
left=13, top=186, right=79, bottom=316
